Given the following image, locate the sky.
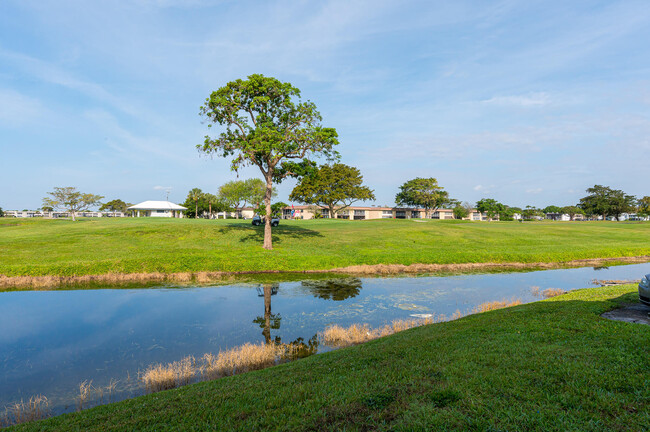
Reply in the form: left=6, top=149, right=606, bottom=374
left=1, top=0, right=650, bottom=210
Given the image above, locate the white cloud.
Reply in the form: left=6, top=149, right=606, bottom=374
left=0, top=88, right=45, bottom=126
left=526, top=188, right=543, bottom=194
left=481, top=92, right=551, bottom=107
left=153, top=185, right=171, bottom=190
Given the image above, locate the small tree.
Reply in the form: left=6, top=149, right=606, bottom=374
left=542, top=205, right=563, bottom=214
left=395, top=178, right=450, bottom=218
left=43, top=187, right=103, bottom=221
left=99, top=199, right=130, bottom=216
left=453, top=203, right=469, bottom=220
left=579, top=185, right=636, bottom=220
left=521, top=205, right=544, bottom=220
left=637, top=196, right=650, bottom=219
left=475, top=198, right=505, bottom=221
left=561, top=205, right=585, bottom=221
left=203, top=193, right=228, bottom=218
left=255, top=201, right=289, bottom=218
left=290, top=163, right=375, bottom=218
left=186, top=188, right=204, bottom=218
left=218, top=178, right=272, bottom=218
left=0, top=207, right=4, bottom=217
left=199, top=74, right=339, bottom=249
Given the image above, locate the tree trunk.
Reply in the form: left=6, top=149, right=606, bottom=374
left=329, top=204, right=335, bottom=219
left=71, top=210, right=76, bottom=221
left=195, top=202, right=198, bottom=219
left=263, top=175, right=273, bottom=250
left=263, top=284, right=272, bottom=344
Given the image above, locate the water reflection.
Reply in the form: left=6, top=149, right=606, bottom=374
left=253, top=283, right=319, bottom=358
left=301, top=277, right=362, bottom=301
left=253, top=283, right=281, bottom=344
left=2, top=262, right=650, bottom=416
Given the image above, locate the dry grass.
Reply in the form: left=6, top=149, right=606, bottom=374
left=142, top=356, right=196, bottom=393
left=542, top=288, right=566, bottom=298
left=321, top=317, right=438, bottom=348
left=0, top=395, right=50, bottom=427
left=472, top=298, right=522, bottom=313
left=331, top=256, right=650, bottom=276
left=77, top=380, right=94, bottom=412
left=592, top=279, right=640, bottom=286
left=322, top=299, right=525, bottom=349
left=201, top=343, right=277, bottom=381
left=142, top=343, right=281, bottom=393
left=3, top=256, right=650, bottom=290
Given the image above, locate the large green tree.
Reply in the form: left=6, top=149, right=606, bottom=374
left=218, top=178, right=272, bottom=218
left=199, top=74, right=339, bottom=249
left=395, top=178, right=450, bottom=218
left=475, top=198, right=506, bottom=221
left=453, top=203, right=469, bottom=220
left=290, top=163, right=375, bottom=219
left=561, top=205, right=585, bottom=221
left=42, top=187, right=103, bottom=221
left=99, top=199, right=130, bottom=215
left=0, top=207, right=4, bottom=217
left=637, top=196, right=650, bottom=219
left=579, top=185, right=636, bottom=220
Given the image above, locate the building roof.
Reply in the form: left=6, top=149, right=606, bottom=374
left=128, top=201, right=187, bottom=210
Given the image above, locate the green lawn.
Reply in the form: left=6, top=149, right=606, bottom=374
left=12, top=285, right=649, bottom=431
left=1, top=218, right=650, bottom=277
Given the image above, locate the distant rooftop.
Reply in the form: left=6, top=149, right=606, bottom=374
left=127, top=201, right=187, bottom=210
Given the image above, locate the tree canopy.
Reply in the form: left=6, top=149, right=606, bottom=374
left=289, top=163, right=375, bottom=218
left=542, top=205, right=563, bottom=214
left=199, top=74, right=339, bottom=249
left=578, top=185, right=636, bottom=220
left=395, top=178, right=450, bottom=218
left=186, top=188, right=204, bottom=218
left=99, top=199, right=130, bottom=214
left=475, top=198, right=506, bottom=221
left=453, top=203, right=469, bottom=220
left=637, top=196, right=650, bottom=218
left=42, top=187, right=103, bottom=221
left=561, top=205, right=585, bottom=221
left=218, top=178, right=271, bottom=218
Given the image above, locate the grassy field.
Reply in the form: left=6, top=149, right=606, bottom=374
left=1, top=218, right=650, bottom=277
left=10, top=285, right=649, bottom=431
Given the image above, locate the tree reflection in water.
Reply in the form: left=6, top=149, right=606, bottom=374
left=301, top=277, right=362, bottom=301
left=253, top=283, right=318, bottom=359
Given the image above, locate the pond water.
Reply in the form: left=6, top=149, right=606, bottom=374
left=1, top=263, right=648, bottom=414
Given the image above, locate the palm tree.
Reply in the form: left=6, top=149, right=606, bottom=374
left=187, top=188, right=204, bottom=218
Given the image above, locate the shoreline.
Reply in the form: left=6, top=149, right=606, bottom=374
left=1, top=255, right=649, bottom=290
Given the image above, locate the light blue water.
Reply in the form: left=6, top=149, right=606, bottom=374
left=1, top=263, right=648, bottom=414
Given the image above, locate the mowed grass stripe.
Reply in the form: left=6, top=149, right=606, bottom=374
left=1, top=218, right=650, bottom=276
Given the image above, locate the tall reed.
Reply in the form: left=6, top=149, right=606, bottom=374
left=0, top=395, right=50, bottom=427
left=142, top=356, right=196, bottom=393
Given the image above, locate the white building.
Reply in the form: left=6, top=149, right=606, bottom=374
left=128, top=201, right=187, bottom=218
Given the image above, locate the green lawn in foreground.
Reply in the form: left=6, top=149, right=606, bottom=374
left=12, top=285, right=649, bottom=431
left=1, top=218, right=650, bottom=277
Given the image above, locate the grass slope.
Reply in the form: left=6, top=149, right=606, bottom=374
left=1, top=218, right=650, bottom=277
left=11, top=285, right=650, bottom=431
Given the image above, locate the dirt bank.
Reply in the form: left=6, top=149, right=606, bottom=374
left=1, top=255, right=649, bottom=290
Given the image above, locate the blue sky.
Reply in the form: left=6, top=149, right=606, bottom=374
left=1, top=0, right=649, bottom=210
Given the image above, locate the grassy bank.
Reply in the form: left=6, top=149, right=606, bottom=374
left=1, top=218, right=650, bottom=278
left=10, top=285, right=649, bottom=431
